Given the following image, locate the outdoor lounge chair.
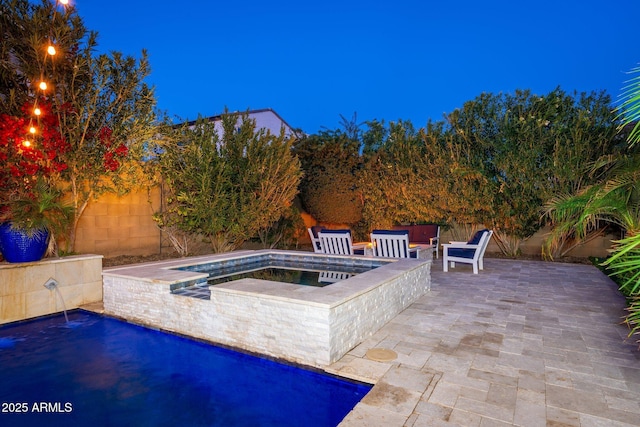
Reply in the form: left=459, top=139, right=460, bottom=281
left=370, top=229, right=416, bottom=258
left=317, top=229, right=354, bottom=255
left=307, top=225, right=325, bottom=253
left=442, top=229, right=493, bottom=274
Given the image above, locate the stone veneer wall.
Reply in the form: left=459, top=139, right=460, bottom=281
left=0, top=255, right=103, bottom=324
left=328, top=264, right=430, bottom=362
left=103, top=259, right=431, bottom=367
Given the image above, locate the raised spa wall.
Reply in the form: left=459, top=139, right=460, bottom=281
left=0, top=255, right=103, bottom=324
left=102, top=250, right=432, bottom=368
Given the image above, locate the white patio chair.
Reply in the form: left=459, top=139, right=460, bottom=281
left=430, top=225, right=441, bottom=258
left=307, top=226, right=325, bottom=253
left=318, top=271, right=353, bottom=284
left=318, top=229, right=354, bottom=255
left=442, top=229, right=493, bottom=274
left=370, top=230, right=415, bottom=258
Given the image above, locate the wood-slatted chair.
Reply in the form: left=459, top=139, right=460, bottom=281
left=307, top=225, right=326, bottom=253
left=317, top=229, right=354, bottom=255
left=370, top=229, right=417, bottom=258
left=318, top=271, right=353, bottom=284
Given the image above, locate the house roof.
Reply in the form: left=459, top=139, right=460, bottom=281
left=181, top=108, right=301, bottom=137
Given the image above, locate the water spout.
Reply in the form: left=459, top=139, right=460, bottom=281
left=43, top=277, right=59, bottom=291
left=43, top=277, right=68, bottom=323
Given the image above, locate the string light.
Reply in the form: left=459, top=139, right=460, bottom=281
left=25, top=1, right=70, bottom=147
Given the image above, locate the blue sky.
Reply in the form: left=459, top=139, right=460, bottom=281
left=76, top=0, right=639, bottom=134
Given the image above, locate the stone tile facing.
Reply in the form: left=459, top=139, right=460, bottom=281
left=335, top=258, right=640, bottom=426
left=102, top=250, right=432, bottom=367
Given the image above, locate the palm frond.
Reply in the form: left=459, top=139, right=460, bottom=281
left=604, top=232, right=640, bottom=295
left=615, top=64, right=640, bottom=146
left=624, top=296, right=640, bottom=347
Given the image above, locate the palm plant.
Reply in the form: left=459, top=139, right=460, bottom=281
left=616, top=64, right=640, bottom=146
left=544, top=64, right=640, bottom=345
left=0, top=178, right=74, bottom=238
left=607, top=65, right=640, bottom=343
left=542, top=187, right=612, bottom=259
left=626, top=295, right=640, bottom=340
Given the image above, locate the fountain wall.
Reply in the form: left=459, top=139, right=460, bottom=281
left=0, top=255, right=103, bottom=324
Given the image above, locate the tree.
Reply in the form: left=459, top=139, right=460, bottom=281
left=1, top=0, right=159, bottom=252
left=360, top=120, right=448, bottom=229
left=154, top=112, right=302, bottom=253
left=449, top=90, right=560, bottom=253
left=294, top=129, right=363, bottom=226
left=301, top=89, right=618, bottom=257
left=256, top=204, right=306, bottom=249
left=0, top=100, right=70, bottom=195
left=446, top=89, right=619, bottom=256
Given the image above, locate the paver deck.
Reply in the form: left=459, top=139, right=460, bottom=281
left=329, top=258, right=640, bottom=426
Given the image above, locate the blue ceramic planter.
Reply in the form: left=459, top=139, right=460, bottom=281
left=0, top=223, right=49, bottom=263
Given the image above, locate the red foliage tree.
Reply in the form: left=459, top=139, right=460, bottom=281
left=0, top=99, right=70, bottom=194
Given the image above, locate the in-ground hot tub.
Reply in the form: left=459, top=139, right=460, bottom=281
left=102, top=250, right=431, bottom=367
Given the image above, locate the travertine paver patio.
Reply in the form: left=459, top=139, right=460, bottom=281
left=329, top=258, right=640, bottom=426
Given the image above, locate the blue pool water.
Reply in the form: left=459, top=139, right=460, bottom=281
left=0, top=311, right=371, bottom=427
left=206, top=266, right=356, bottom=287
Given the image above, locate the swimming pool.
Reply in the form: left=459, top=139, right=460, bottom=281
left=0, top=311, right=371, bottom=427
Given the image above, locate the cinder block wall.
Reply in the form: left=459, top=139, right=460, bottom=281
left=74, top=187, right=162, bottom=257
left=74, top=187, right=615, bottom=259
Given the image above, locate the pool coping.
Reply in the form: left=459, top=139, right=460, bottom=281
left=103, top=249, right=428, bottom=308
